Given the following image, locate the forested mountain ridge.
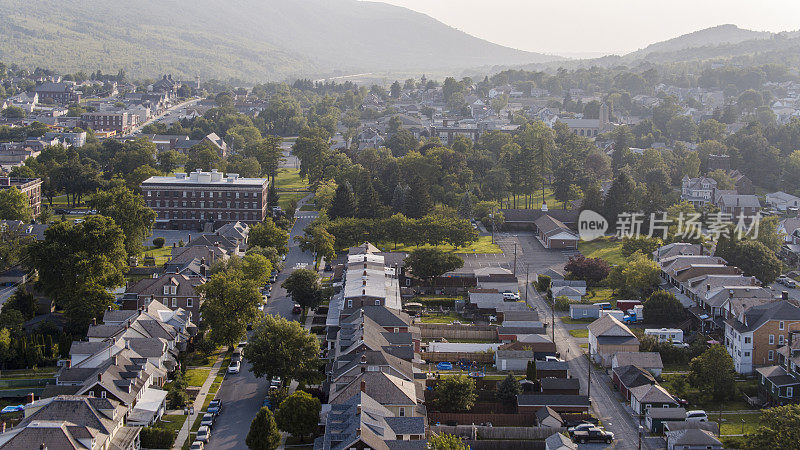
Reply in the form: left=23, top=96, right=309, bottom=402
left=0, top=0, right=556, bottom=82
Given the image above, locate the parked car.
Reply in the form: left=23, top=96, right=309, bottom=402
left=263, top=396, right=272, bottom=409
left=572, top=427, right=613, bottom=444
left=200, top=413, right=214, bottom=429
left=686, top=410, right=708, bottom=422
left=190, top=441, right=204, bottom=450
left=196, top=426, right=211, bottom=443
left=292, top=304, right=302, bottom=314
left=207, top=400, right=222, bottom=415
left=567, top=423, right=598, bottom=437
left=270, top=376, right=282, bottom=387
left=502, top=291, right=520, bottom=301
left=237, top=341, right=247, bottom=348
left=228, top=361, right=241, bottom=374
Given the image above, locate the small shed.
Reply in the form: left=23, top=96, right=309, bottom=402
left=645, top=407, right=686, bottom=433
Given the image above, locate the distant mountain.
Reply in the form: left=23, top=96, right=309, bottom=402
left=0, top=0, right=558, bottom=82
left=625, top=24, right=773, bottom=59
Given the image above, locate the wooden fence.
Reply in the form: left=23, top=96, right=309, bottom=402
left=418, top=323, right=498, bottom=340
left=429, top=412, right=539, bottom=427
left=430, top=424, right=565, bottom=439
left=421, top=351, right=495, bottom=363
left=463, top=440, right=545, bottom=450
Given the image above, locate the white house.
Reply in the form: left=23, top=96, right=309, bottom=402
left=766, top=191, right=800, bottom=212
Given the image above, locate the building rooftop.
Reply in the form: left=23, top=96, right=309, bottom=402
left=142, top=169, right=266, bottom=187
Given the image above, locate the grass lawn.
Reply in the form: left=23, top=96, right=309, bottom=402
left=183, top=346, right=226, bottom=367
left=386, top=236, right=502, bottom=254
left=278, top=191, right=307, bottom=211
left=156, top=414, right=187, bottom=435
left=580, top=343, right=588, bottom=349
left=507, top=187, right=565, bottom=210
left=141, top=245, right=172, bottom=266
left=569, top=329, right=589, bottom=338
left=719, top=412, right=761, bottom=435
left=578, top=237, right=625, bottom=265
left=184, top=369, right=211, bottom=387
left=560, top=316, right=595, bottom=324
left=419, top=312, right=472, bottom=324
left=274, top=168, right=309, bottom=191
left=0, top=367, right=58, bottom=379
left=584, top=288, right=619, bottom=306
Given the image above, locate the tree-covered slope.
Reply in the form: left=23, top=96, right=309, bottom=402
left=0, top=0, right=556, bottom=81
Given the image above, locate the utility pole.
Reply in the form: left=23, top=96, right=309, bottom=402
left=551, top=293, right=555, bottom=342
left=525, top=265, right=530, bottom=305
left=513, top=243, right=517, bottom=277
left=587, top=341, right=591, bottom=400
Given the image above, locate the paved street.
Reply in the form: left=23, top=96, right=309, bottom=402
left=497, top=232, right=660, bottom=450
left=206, top=197, right=317, bottom=450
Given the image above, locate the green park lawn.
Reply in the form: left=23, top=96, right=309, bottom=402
left=578, top=237, right=625, bottom=265
left=568, top=329, right=589, bottom=338
left=387, top=235, right=502, bottom=254
left=278, top=191, right=308, bottom=211
left=274, top=168, right=309, bottom=191
left=156, top=415, right=187, bottom=435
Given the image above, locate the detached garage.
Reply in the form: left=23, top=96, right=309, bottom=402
left=534, top=215, right=579, bottom=249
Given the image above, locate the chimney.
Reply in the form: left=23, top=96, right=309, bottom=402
left=783, top=291, right=789, bottom=301
left=65, top=360, right=71, bottom=368
left=360, top=380, right=366, bottom=392
left=111, top=355, right=117, bottom=365
left=361, top=354, right=367, bottom=364
left=706, top=284, right=710, bottom=292
left=729, top=290, right=734, bottom=298
left=92, top=317, right=96, bottom=326
left=108, top=305, right=112, bottom=311
left=356, top=404, right=361, bottom=415
left=188, top=234, right=191, bottom=243
left=27, top=392, right=34, bottom=404
left=98, top=373, right=102, bottom=382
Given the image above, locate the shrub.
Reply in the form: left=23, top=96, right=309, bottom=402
left=152, top=237, right=166, bottom=248
left=139, top=427, right=174, bottom=449
left=536, top=275, right=551, bottom=292
left=564, top=255, right=610, bottom=286
left=554, top=296, right=571, bottom=311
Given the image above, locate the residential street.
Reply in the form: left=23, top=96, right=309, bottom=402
left=497, top=232, right=661, bottom=450
left=206, top=197, right=317, bottom=450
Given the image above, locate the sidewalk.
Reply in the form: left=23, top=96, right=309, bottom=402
left=172, top=349, right=227, bottom=449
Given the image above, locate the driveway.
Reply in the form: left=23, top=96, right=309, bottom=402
left=500, top=232, right=657, bottom=450
left=206, top=197, right=317, bottom=450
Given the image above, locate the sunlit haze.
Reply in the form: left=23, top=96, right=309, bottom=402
left=370, top=0, right=800, bottom=57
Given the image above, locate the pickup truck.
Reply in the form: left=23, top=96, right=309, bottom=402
left=572, top=427, right=614, bottom=444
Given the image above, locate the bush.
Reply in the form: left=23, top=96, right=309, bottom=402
left=139, top=427, right=174, bottom=449
left=564, top=256, right=610, bottom=286
left=536, top=275, right=551, bottom=292
left=152, top=237, right=166, bottom=248
left=554, top=296, right=571, bottom=311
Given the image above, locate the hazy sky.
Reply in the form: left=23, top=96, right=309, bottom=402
left=370, top=0, right=800, bottom=57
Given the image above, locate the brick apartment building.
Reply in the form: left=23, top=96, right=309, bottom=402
left=0, top=177, right=42, bottom=217
left=80, top=111, right=138, bottom=134
left=141, top=170, right=268, bottom=231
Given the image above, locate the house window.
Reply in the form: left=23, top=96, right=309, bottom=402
left=163, top=286, right=169, bottom=295
left=769, top=350, right=774, bottom=361
left=745, top=337, right=751, bottom=344
left=770, top=335, right=775, bottom=345
left=745, top=352, right=750, bottom=357
left=375, top=300, right=381, bottom=306
left=789, top=387, right=795, bottom=397
left=347, top=299, right=352, bottom=308
left=399, top=407, right=405, bottom=417
left=780, top=335, right=785, bottom=345
left=394, top=328, right=399, bottom=333
left=172, top=298, right=177, bottom=308
left=780, top=321, right=785, bottom=330
left=187, top=299, right=193, bottom=308
left=101, top=391, right=106, bottom=399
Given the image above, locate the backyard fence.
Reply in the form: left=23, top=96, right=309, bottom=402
left=430, top=424, right=564, bottom=439
left=421, top=352, right=495, bottom=363
left=418, top=323, right=498, bottom=340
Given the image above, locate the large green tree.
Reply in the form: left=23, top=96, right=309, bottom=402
left=642, top=290, right=685, bottom=324
left=496, top=374, right=521, bottom=404
left=243, top=314, right=321, bottom=383
left=745, top=404, right=800, bottom=450
left=328, top=181, right=357, bottom=219
left=199, top=271, right=263, bottom=347
left=246, top=407, right=281, bottom=450
left=428, top=433, right=468, bottom=450
left=28, top=216, right=127, bottom=330
left=689, top=345, right=736, bottom=402
left=435, top=374, right=476, bottom=412
left=0, top=187, right=32, bottom=222
left=249, top=218, right=289, bottom=255
left=405, top=248, right=464, bottom=285
left=274, top=390, right=321, bottom=440
left=89, top=185, right=156, bottom=255
left=282, top=269, right=323, bottom=311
